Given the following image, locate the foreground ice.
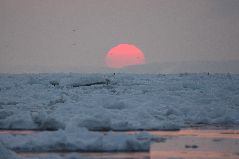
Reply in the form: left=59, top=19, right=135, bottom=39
left=0, top=142, right=96, bottom=159
left=0, top=127, right=151, bottom=152
left=0, top=73, right=239, bottom=158
left=0, top=73, right=239, bottom=131
left=0, top=143, right=18, bottom=159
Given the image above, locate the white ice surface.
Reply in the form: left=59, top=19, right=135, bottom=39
left=0, top=127, right=151, bottom=152
left=0, top=143, right=18, bottom=159
left=0, top=142, right=96, bottom=159
left=0, top=73, right=239, bottom=131
left=0, top=73, right=239, bottom=157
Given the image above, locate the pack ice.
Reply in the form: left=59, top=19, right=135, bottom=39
left=0, top=73, right=239, bottom=153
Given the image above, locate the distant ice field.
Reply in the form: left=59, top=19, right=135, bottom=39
left=0, top=73, right=239, bottom=131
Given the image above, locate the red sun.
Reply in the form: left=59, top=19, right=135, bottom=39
left=106, top=44, right=145, bottom=68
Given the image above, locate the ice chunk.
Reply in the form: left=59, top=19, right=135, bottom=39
left=0, top=143, right=18, bottom=159
left=76, top=117, right=111, bottom=131
left=0, top=128, right=150, bottom=152
left=103, top=101, right=127, bottom=110
left=1, top=112, right=37, bottom=130
left=31, top=111, right=65, bottom=130
left=0, top=111, right=13, bottom=120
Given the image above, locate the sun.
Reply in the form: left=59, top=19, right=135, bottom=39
left=106, top=44, right=145, bottom=68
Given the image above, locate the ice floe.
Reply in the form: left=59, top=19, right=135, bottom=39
left=0, top=73, right=239, bottom=131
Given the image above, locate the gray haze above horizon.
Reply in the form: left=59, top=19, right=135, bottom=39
left=0, top=0, right=239, bottom=73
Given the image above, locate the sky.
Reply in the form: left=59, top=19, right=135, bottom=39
left=0, top=0, right=239, bottom=73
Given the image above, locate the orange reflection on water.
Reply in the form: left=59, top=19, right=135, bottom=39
left=1, top=129, right=239, bottom=139
left=3, top=129, right=239, bottom=159
left=0, top=130, right=36, bottom=135
left=150, top=150, right=238, bottom=159
left=129, top=129, right=239, bottom=139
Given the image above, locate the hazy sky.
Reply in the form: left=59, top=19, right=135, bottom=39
left=0, top=0, right=239, bottom=73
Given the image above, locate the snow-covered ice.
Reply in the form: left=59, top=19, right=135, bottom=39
left=0, top=143, right=18, bottom=159
left=0, top=73, right=238, bottom=131
left=0, top=142, right=96, bottom=159
left=0, top=128, right=151, bottom=152
left=0, top=73, right=239, bottom=157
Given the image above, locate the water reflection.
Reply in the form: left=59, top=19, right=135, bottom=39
left=1, top=129, right=239, bottom=159
left=0, top=130, right=36, bottom=135
left=150, top=150, right=238, bottom=159
left=1, top=129, right=239, bottom=138
left=150, top=135, right=239, bottom=159
left=129, top=129, right=239, bottom=139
